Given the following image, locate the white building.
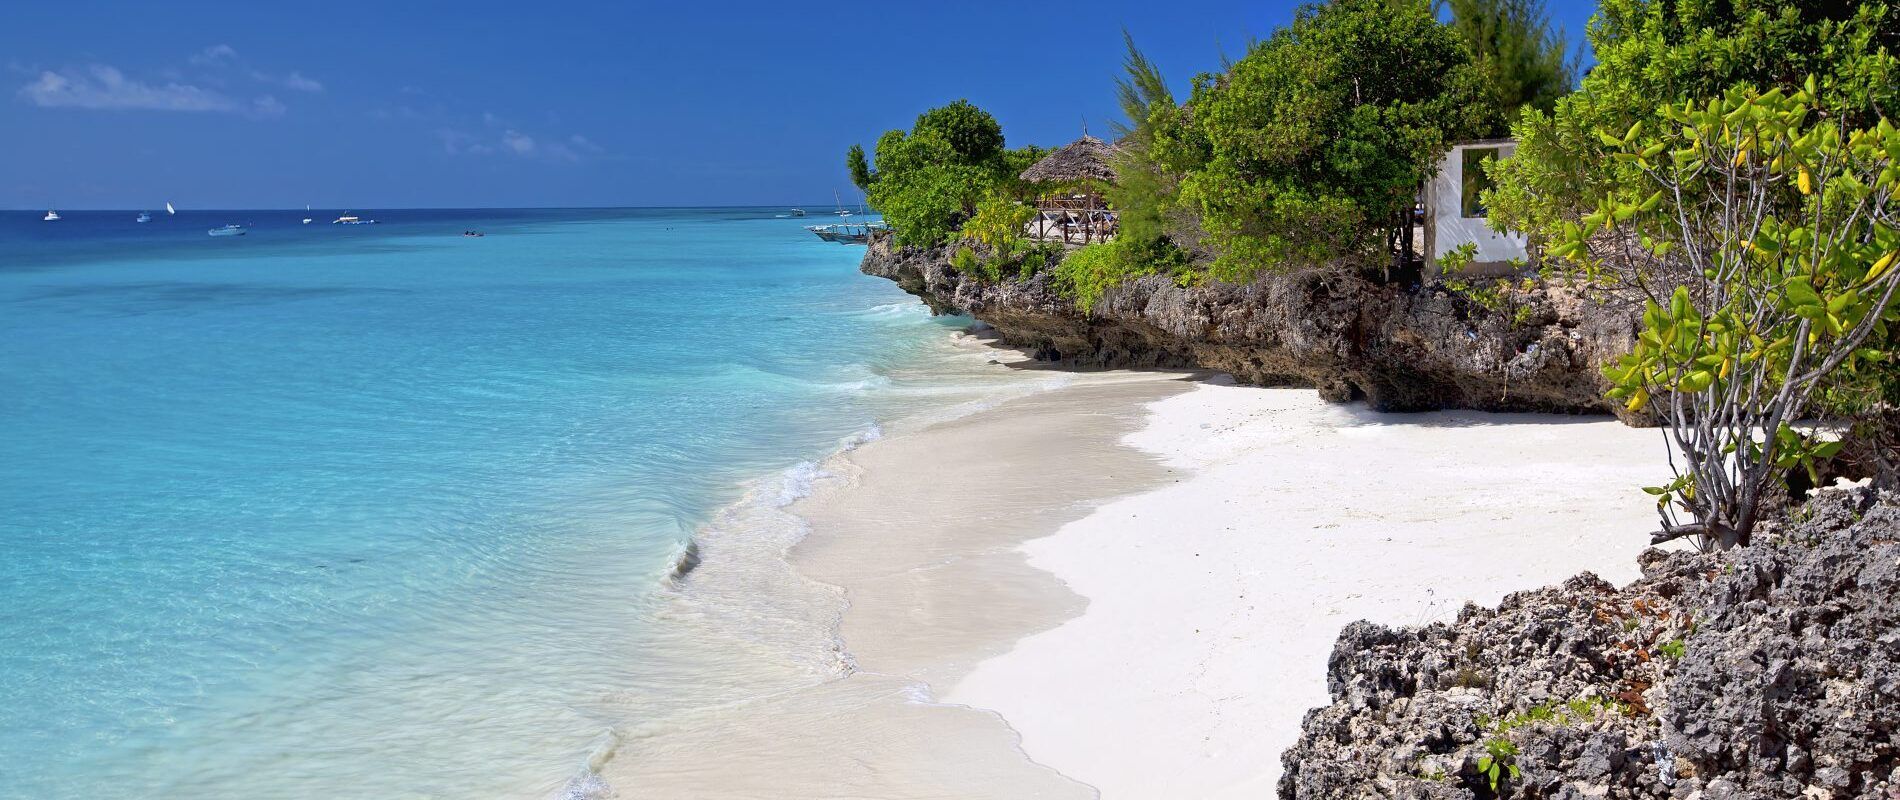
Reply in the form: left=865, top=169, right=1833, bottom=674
left=1423, top=139, right=1528, bottom=275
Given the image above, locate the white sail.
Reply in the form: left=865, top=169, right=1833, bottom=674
left=166, top=202, right=176, bottom=215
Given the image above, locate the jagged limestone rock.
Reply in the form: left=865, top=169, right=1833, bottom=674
left=1278, top=489, right=1900, bottom=799
left=860, top=236, right=1642, bottom=418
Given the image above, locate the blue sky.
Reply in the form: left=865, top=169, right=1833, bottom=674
left=2, top=1, right=1598, bottom=209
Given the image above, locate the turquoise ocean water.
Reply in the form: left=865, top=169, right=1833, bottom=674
left=0, top=209, right=1044, bottom=798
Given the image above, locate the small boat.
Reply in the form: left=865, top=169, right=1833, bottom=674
left=303, top=218, right=313, bottom=224
left=333, top=213, right=376, bottom=224
left=462, top=230, right=484, bottom=237
left=789, top=208, right=807, bottom=217
left=303, top=204, right=313, bottom=224
left=805, top=220, right=887, bottom=245
left=208, top=224, right=247, bottom=237
left=165, top=202, right=176, bottom=215
left=136, top=211, right=152, bottom=223
left=43, top=210, right=60, bottom=221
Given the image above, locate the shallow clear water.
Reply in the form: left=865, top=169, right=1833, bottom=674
left=0, top=209, right=1040, bottom=798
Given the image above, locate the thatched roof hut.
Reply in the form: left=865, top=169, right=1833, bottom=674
left=1019, top=135, right=1118, bottom=185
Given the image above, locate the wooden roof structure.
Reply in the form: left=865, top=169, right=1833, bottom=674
left=1019, top=135, right=1118, bottom=185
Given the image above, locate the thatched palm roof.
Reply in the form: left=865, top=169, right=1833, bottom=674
left=1020, top=135, right=1118, bottom=185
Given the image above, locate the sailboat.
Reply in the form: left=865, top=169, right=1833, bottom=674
left=166, top=202, right=176, bottom=216
left=43, top=210, right=60, bottom=221
left=303, top=204, right=313, bottom=224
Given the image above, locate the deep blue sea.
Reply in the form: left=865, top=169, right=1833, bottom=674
left=0, top=208, right=1043, bottom=798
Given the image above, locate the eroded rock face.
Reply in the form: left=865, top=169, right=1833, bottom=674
left=1279, top=488, right=1900, bottom=799
left=860, top=236, right=1643, bottom=418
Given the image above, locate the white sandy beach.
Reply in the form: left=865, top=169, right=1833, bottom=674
left=611, top=360, right=1669, bottom=798
left=947, top=378, right=1669, bottom=798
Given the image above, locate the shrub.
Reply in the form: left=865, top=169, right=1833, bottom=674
left=961, top=190, right=1035, bottom=260
left=1486, top=0, right=1900, bottom=241
left=1559, top=84, right=1900, bottom=549
left=1053, top=236, right=1190, bottom=313
left=1155, top=0, right=1493, bottom=281
left=859, top=100, right=1026, bottom=248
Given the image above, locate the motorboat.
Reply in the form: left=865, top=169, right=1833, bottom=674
left=333, top=213, right=376, bottom=224
left=208, top=224, right=247, bottom=237
left=43, top=210, right=59, bottom=221
left=789, top=208, right=807, bottom=217
left=136, top=211, right=152, bottom=223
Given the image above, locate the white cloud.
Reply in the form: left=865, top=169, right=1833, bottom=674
left=501, top=130, right=535, bottom=155
left=436, top=128, right=495, bottom=156
left=19, top=65, right=241, bottom=112
left=253, top=69, right=323, bottom=93
left=252, top=95, right=286, bottom=116
left=282, top=71, right=323, bottom=92
left=189, top=44, right=239, bottom=66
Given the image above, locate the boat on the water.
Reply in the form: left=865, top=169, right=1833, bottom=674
left=43, top=210, right=59, bottom=221
left=165, top=202, right=176, bottom=216
left=208, top=224, right=247, bottom=237
left=789, top=208, right=806, bottom=217
left=333, top=213, right=376, bottom=224
left=805, top=220, right=888, bottom=245
left=136, top=211, right=152, bottom=223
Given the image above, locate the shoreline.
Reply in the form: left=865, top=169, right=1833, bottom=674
left=597, top=345, right=1197, bottom=797
left=604, top=340, right=1667, bottom=798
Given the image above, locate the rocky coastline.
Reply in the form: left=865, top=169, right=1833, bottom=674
left=1278, top=487, right=1900, bottom=799
left=860, top=235, right=1644, bottom=419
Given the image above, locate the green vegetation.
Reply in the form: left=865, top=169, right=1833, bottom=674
left=1052, top=236, right=1191, bottom=313
left=846, top=144, right=873, bottom=192
left=1443, top=0, right=1579, bottom=129
left=1486, top=0, right=1900, bottom=240
left=1569, top=85, right=1899, bottom=548
left=1476, top=738, right=1519, bottom=793
left=1155, top=0, right=1494, bottom=280
left=845, top=0, right=1548, bottom=291
left=861, top=100, right=1044, bottom=248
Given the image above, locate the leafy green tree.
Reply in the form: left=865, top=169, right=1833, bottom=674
left=1441, top=0, right=1578, bottom=129
left=846, top=143, right=874, bottom=192
left=863, top=100, right=1021, bottom=247
left=1156, top=0, right=1493, bottom=280
left=914, top=99, right=1006, bottom=164
left=1559, top=84, right=1900, bottom=549
left=1487, top=0, right=1900, bottom=239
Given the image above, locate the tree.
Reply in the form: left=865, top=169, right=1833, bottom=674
left=846, top=143, right=874, bottom=192
left=914, top=99, right=1005, bottom=164
left=862, top=100, right=1020, bottom=247
left=1558, top=84, right=1900, bottom=549
left=1487, top=0, right=1900, bottom=240
left=1156, top=0, right=1494, bottom=281
left=1441, top=0, right=1578, bottom=130
left=1106, top=31, right=1184, bottom=256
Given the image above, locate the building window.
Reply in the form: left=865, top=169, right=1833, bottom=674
left=1461, top=147, right=1500, bottom=218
